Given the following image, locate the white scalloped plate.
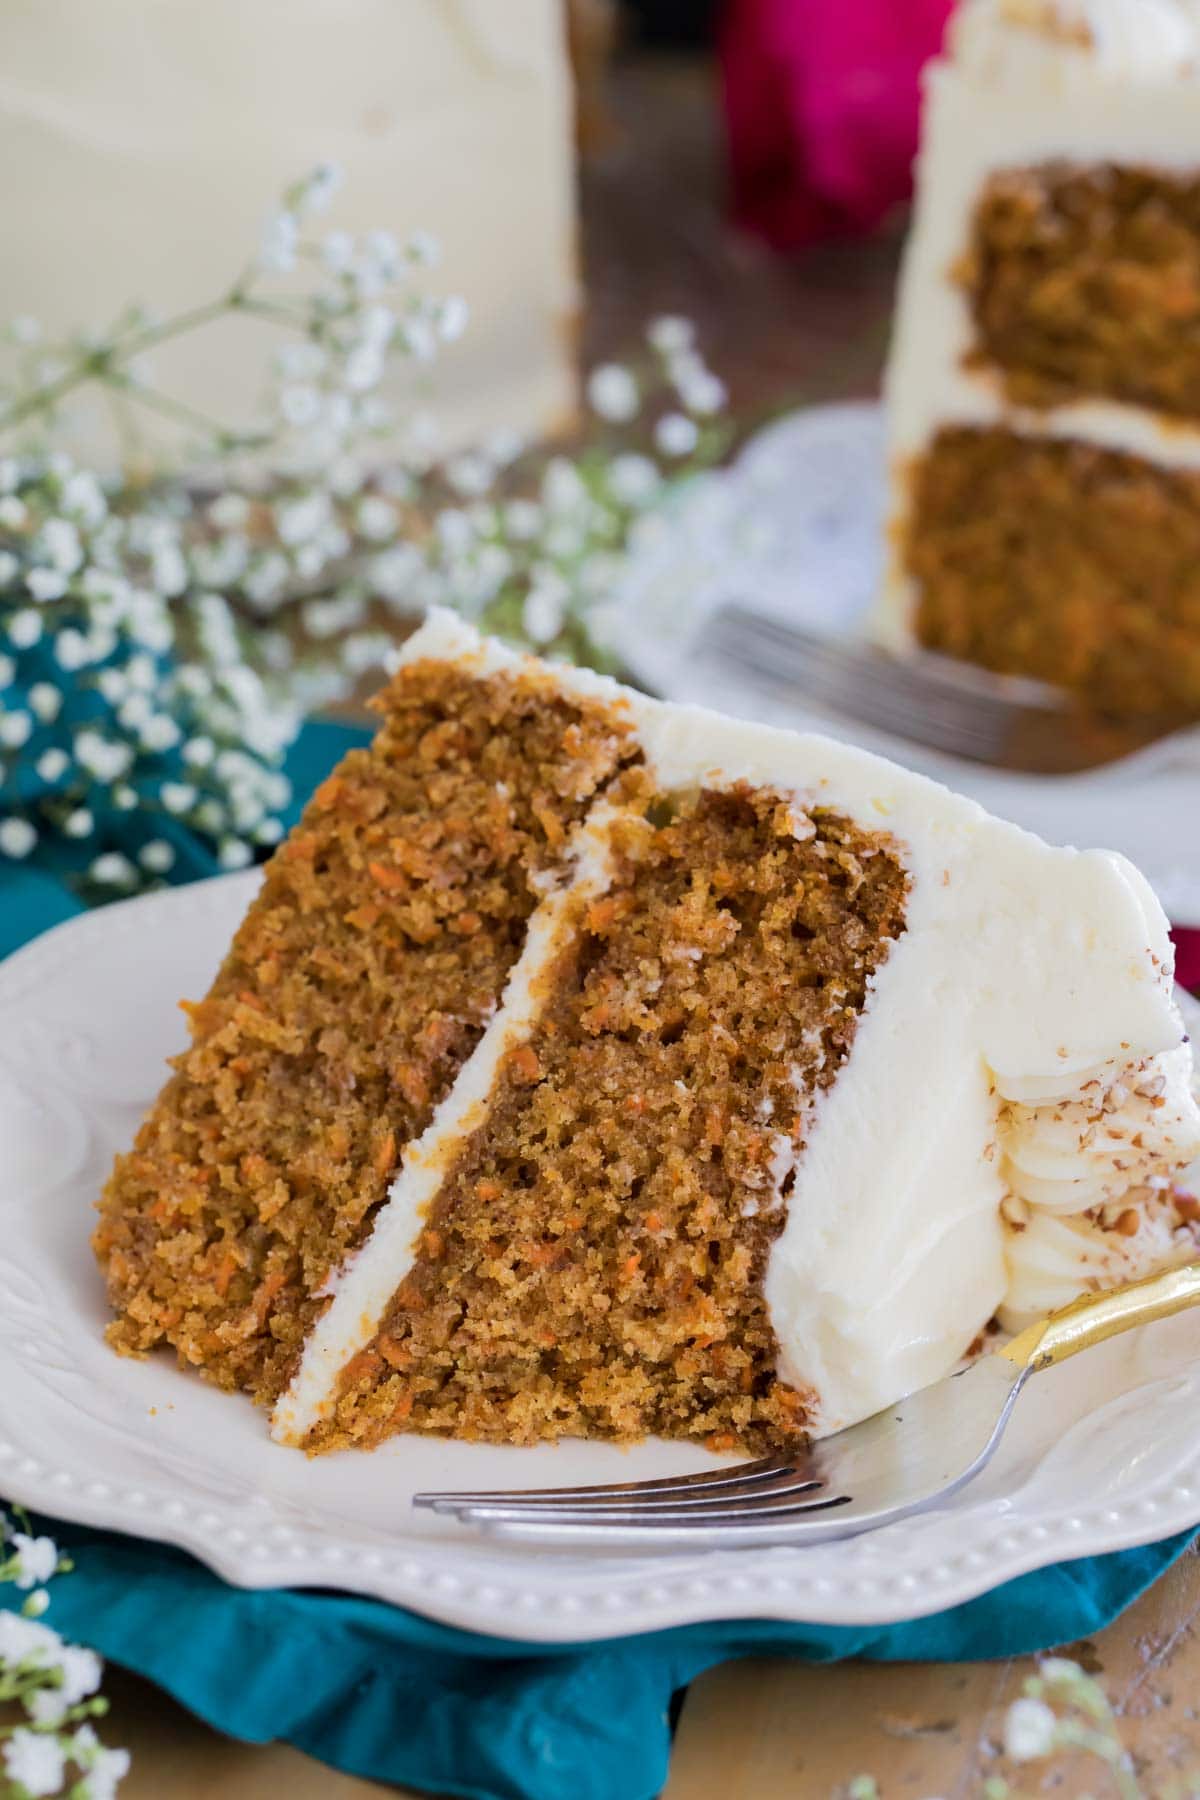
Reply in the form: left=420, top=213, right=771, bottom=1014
left=603, top=402, right=1200, bottom=926
left=1, top=875, right=1199, bottom=1645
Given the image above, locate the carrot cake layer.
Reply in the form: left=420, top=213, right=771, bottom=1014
left=879, top=0, right=1200, bottom=717
left=904, top=425, right=1200, bottom=715
left=98, top=612, right=1200, bottom=1455
left=93, top=655, right=639, bottom=1403
left=303, top=788, right=908, bottom=1454
left=965, top=163, right=1200, bottom=419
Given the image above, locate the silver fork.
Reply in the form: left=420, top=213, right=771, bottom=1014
left=415, top=1261, right=1200, bottom=1549
left=696, top=604, right=1187, bottom=776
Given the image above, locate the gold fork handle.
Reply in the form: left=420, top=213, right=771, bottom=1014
left=1000, top=1261, right=1200, bottom=1374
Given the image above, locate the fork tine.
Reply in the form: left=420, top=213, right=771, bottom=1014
left=428, top=1491, right=851, bottom=1530
left=415, top=1452, right=804, bottom=1511
left=706, top=626, right=1008, bottom=759
left=696, top=605, right=1026, bottom=763
left=419, top=1465, right=824, bottom=1517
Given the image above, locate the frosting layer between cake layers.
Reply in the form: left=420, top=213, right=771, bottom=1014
left=273, top=611, right=1200, bottom=1445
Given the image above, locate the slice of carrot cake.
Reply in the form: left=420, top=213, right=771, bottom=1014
left=880, top=0, right=1200, bottom=718
left=95, top=610, right=1200, bottom=1453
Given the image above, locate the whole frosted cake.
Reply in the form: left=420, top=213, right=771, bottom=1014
left=881, top=0, right=1200, bottom=717
left=0, top=0, right=576, bottom=462
left=94, top=612, right=1200, bottom=1454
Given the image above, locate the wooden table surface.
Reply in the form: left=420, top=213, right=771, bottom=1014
left=14, top=42, right=1198, bottom=1800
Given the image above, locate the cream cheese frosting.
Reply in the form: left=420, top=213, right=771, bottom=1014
left=273, top=611, right=1200, bottom=1445
left=981, top=0, right=1200, bottom=81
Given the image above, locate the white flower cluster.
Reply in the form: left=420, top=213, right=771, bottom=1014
left=0, top=456, right=297, bottom=886
left=0, top=1510, right=128, bottom=1799
left=991, top=1655, right=1142, bottom=1799
left=0, top=169, right=727, bottom=895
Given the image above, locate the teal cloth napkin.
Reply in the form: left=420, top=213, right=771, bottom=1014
left=2, top=718, right=1197, bottom=1800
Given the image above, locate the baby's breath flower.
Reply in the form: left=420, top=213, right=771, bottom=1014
left=64, top=808, right=95, bottom=838
left=437, top=295, right=470, bottom=343
left=3, top=1726, right=66, bottom=1798
left=0, top=494, right=28, bottom=528
left=182, top=735, right=215, bottom=769
left=542, top=458, right=586, bottom=514
left=28, top=566, right=69, bottom=602
left=0, top=816, right=37, bottom=857
left=90, top=852, right=137, bottom=885
left=75, top=1736, right=130, bottom=1800
left=9, top=1532, right=59, bottom=1589
left=0, top=710, right=32, bottom=747
left=607, top=453, right=661, bottom=506
left=118, top=692, right=152, bottom=732
left=36, top=748, right=69, bottom=783
left=160, top=780, right=197, bottom=814
left=206, top=492, right=250, bottom=531
left=242, top=551, right=290, bottom=612
left=0, top=652, right=14, bottom=687
left=484, top=427, right=525, bottom=467
left=344, top=345, right=385, bottom=392
left=445, top=453, right=493, bottom=498
left=404, top=228, right=440, bottom=267
left=677, top=368, right=727, bottom=416
left=364, top=227, right=400, bottom=274
left=435, top=508, right=476, bottom=555
left=0, top=1608, right=60, bottom=1666
left=369, top=543, right=421, bottom=605
left=292, top=160, right=343, bottom=218
left=0, top=549, right=19, bottom=583
left=648, top=313, right=694, bottom=354
left=218, top=836, right=253, bottom=870
left=320, top=228, right=355, bottom=273
left=399, top=315, right=438, bottom=363
left=8, top=609, right=43, bottom=648
left=139, top=839, right=176, bottom=874
left=54, top=627, right=91, bottom=670
left=504, top=499, right=542, bottom=541
left=279, top=385, right=322, bottom=428
left=274, top=492, right=330, bottom=547
left=139, top=713, right=183, bottom=752
left=655, top=412, right=700, bottom=457
left=355, top=495, right=397, bottom=542
left=587, top=363, right=640, bottom=423
left=259, top=208, right=299, bottom=274
left=25, top=1643, right=103, bottom=1724
left=61, top=469, right=107, bottom=527
left=151, top=540, right=188, bottom=597
left=29, top=681, right=63, bottom=721
left=39, top=516, right=84, bottom=573
left=523, top=571, right=570, bottom=646
left=1002, top=1695, right=1058, bottom=1763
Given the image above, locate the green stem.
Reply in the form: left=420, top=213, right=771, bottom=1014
left=0, top=292, right=242, bottom=437
left=116, top=380, right=269, bottom=451
left=235, top=297, right=312, bottom=329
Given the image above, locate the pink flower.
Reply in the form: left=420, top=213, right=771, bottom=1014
left=719, top=0, right=954, bottom=248
left=1173, top=928, right=1200, bottom=995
